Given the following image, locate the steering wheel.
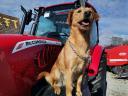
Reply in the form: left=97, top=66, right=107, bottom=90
left=42, top=32, right=69, bottom=44
left=43, top=31, right=69, bottom=37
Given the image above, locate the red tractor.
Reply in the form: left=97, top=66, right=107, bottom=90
left=106, top=45, right=128, bottom=78
left=0, top=0, right=107, bottom=96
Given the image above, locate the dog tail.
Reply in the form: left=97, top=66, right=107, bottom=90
left=37, top=72, right=49, bottom=80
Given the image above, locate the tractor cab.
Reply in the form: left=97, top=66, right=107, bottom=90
left=20, top=0, right=99, bottom=46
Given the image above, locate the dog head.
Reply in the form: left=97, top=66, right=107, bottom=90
left=67, top=7, right=99, bottom=31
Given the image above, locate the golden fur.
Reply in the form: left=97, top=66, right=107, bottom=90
left=37, top=6, right=99, bottom=96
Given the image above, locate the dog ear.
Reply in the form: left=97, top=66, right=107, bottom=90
left=67, top=10, right=74, bottom=26
left=94, top=12, right=100, bottom=21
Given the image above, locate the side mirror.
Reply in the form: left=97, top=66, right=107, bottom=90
left=26, top=10, right=32, bottom=24
left=21, top=5, right=32, bottom=25
left=75, top=0, right=88, bottom=8
left=21, top=5, right=27, bottom=14
left=20, top=5, right=32, bottom=34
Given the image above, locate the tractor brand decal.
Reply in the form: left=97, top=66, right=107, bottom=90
left=109, top=59, right=128, bottom=62
left=25, top=40, right=46, bottom=46
left=12, top=39, right=62, bottom=53
left=119, top=52, right=127, bottom=56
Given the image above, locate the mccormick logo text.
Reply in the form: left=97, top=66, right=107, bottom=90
left=12, top=39, right=62, bottom=53
left=25, top=40, right=46, bottom=46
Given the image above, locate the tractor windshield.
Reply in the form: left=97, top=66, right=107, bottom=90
left=36, top=13, right=69, bottom=36
left=35, top=2, right=98, bottom=46
left=35, top=1, right=75, bottom=38
left=36, top=10, right=70, bottom=43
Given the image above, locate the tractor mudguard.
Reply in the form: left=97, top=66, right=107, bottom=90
left=105, top=45, right=128, bottom=66
left=88, top=45, right=104, bottom=76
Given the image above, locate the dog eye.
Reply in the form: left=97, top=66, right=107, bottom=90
left=77, top=10, right=81, bottom=13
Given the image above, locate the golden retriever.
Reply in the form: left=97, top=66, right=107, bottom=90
left=37, top=6, right=99, bottom=96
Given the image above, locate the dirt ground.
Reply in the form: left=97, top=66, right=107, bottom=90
left=106, top=72, right=128, bottom=96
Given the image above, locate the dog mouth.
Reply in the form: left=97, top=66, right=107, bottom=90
left=79, top=19, right=90, bottom=26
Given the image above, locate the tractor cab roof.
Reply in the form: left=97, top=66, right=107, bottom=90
left=36, top=1, right=97, bottom=14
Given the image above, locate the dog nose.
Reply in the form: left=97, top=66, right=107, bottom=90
left=84, top=11, right=91, bottom=18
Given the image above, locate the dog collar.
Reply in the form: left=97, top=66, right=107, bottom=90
left=68, top=40, right=90, bottom=61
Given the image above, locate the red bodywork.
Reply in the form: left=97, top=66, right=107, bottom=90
left=88, top=45, right=103, bottom=76
left=0, top=34, right=103, bottom=96
left=106, top=45, right=128, bottom=66
left=0, top=34, right=62, bottom=96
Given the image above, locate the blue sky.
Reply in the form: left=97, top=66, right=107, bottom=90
left=0, top=0, right=128, bottom=46
left=89, top=0, right=128, bottom=45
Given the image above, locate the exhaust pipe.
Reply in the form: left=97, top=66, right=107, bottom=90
left=79, top=0, right=88, bottom=7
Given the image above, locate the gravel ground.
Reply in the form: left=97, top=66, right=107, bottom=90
left=106, top=72, right=128, bottom=96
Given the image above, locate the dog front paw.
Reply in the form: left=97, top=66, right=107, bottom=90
left=53, top=86, right=61, bottom=95
left=76, top=91, right=82, bottom=96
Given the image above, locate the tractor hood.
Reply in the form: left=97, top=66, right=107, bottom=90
left=0, top=34, right=62, bottom=96
left=0, top=34, right=62, bottom=53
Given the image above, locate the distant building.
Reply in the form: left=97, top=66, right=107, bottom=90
left=123, top=40, right=128, bottom=45
left=0, top=13, right=20, bottom=34
left=111, top=37, right=123, bottom=45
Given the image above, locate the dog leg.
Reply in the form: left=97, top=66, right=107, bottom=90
left=51, top=68, right=62, bottom=95
left=37, top=72, right=57, bottom=92
left=66, top=70, right=73, bottom=96
left=53, top=81, right=61, bottom=95
left=76, top=75, right=83, bottom=96
left=46, top=75, right=61, bottom=95
left=37, top=72, right=55, bottom=87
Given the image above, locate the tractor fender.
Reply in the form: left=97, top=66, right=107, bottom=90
left=88, top=45, right=104, bottom=76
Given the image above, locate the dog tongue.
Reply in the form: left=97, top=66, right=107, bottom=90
left=82, top=22, right=89, bottom=26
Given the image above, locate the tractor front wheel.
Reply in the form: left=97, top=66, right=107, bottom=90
left=88, top=53, right=107, bottom=96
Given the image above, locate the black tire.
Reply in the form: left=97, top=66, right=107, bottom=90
left=31, top=77, right=50, bottom=96
left=33, top=84, right=76, bottom=96
left=88, top=53, right=107, bottom=96
left=31, top=77, right=67, bottom=96
left=40, top=86, right=67, bottom=96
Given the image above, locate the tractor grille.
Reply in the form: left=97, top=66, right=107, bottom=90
left=37, top=45, right=62, bottom=71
